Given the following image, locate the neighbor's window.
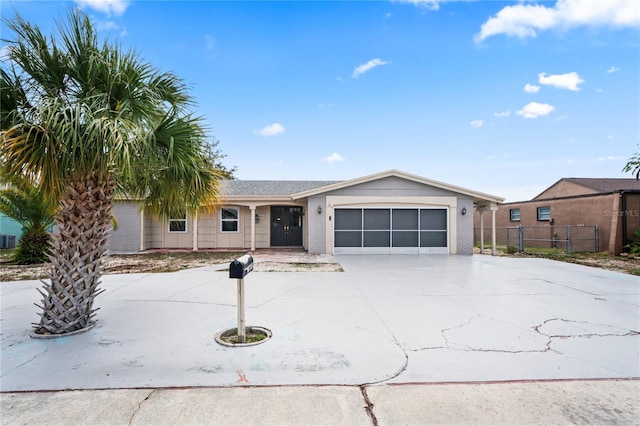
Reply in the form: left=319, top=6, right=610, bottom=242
left=169, top=213, right=187, bottom=233
left=537, top=206, right=551, bottom=221
left=221, top=207, right=239, bottom=232
left=510, top=208, right=521, bottom=222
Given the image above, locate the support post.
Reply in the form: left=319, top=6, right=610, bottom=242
left=250, top=206, right=256, bottom=252
left=491, top=205, right=498, bottom=256
left=237, top=278, right=246, bottom=343
left=139, top=209, right=145, bottom=252
left=518, top=225, right=524, bottom=253
left=192, top=211, right=198, bottom=251
left=479, top=209, right=485, bottom=252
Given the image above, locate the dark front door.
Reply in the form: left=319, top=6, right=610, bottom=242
left=271, top=206, right=303, bottom=246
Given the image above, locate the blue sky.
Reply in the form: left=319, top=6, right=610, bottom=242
left=1, top=0, right=639, bottom=202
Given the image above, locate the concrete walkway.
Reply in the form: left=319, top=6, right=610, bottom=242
left=1, top=254, right=639, bottom=424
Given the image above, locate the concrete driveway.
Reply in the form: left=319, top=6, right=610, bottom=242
left=1, top=254, right=638, bottom=391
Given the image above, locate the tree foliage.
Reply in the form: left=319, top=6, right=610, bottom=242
left=622, top=145, right=640, bottom=180
left=1, top=10, right=229, bottom=334
left=1, top=10, right=227, bottom=217
left=0, top=174, right=56, bottom=264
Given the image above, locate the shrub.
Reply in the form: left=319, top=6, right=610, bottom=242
left=624, top=229, right=640, bottom=255
left=15, top=230, right=52, bottom=265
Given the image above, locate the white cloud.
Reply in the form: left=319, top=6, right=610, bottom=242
left=597, top=156, right=624, bottom=162
left=352, top=58, right=390, bottom=78
left=607, top=66, right=620, bottom=73
left=470, top=120, right=484, bottom=128
left=205, top=35, right=216, bottom=51
left=475, top=0, right=640, bottom=43
left=596, top=88, right=605, bottom=93
left=538, top=72, right=585, bottom=91
left=516, top=102, right=555, bottom=119
left=0, top=46, right=11, bottom=62
left=317, top=103, right=334, bottom=109
left=95, top=20, right=118, bottom=30
left=323, top=152, right=345, bottom=163
left=494, top=110, right=511, bottom=118
left=486, top=153, right=510, bottom=161
left=393, top=0, right=442, bottom=10
left=254, top=123, right=286, bottom=137
left=524, top=83, right=540, bottom=93
left=76, top=0, right=129, bottom=16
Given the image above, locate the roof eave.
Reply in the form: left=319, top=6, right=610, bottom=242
left=223, top=195, right=294, bottom=202
left=292, top=169, right=504, bottom=204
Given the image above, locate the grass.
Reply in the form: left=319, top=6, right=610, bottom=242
left=0, top=248, right=17, bottom=263
left=221, top=328, right=269, bottom=344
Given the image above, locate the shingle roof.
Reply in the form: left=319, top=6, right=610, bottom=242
left=564, top=178, right=640, bottom=193
left=223, top=180, right=342, bottom=196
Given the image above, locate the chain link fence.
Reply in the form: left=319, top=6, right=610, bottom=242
left=474, top=225, right=599, bottom=255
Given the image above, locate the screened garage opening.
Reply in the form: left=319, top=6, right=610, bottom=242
left=334, top=208, right=448, bottom=254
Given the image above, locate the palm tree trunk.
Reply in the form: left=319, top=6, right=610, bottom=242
left=32, top=172, right=114, bottom=336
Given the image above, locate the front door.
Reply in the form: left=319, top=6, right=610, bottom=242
left=271, top=206, right=303, bottom=246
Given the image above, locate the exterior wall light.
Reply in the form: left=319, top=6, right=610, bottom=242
left=317, top=206, right=322, bottom=214
left=461, top=207, right=467, bottom=215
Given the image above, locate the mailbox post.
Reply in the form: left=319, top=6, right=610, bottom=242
left=229, top=254, right=254, bottom=343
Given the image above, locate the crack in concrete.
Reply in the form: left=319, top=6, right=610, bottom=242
left=119, top=299, right=237, bottom=308
left=532, top=319, right=640, bottom=364
left=360, top=385, right=378, bottom=426
left=254, top=284, right=306, bottom=308
left=442, top=315, right=551, bottom=354
left=533, top=318, right=639, bottom=339
left=0, top=346, right=49, bottom=379
left=410, top=314, right=555, bottom=354
left=128, top=389, right=155, bottom=426
left=347, top=276, right=409, bottom=386
left=408, top=317, right=639, bottom=357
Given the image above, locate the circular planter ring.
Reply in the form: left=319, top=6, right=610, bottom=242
left=29, top=323, right=96, bottom=339
left=215, top=326, right=272, bottom=347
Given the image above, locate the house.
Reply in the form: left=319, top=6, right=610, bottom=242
left=0, top=213, right=22, bottom=249
left=473, top=178, right=640, bottom=254
left=109, top=170, right=504, bottom=255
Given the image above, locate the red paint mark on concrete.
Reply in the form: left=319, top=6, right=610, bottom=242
left=236, top=369, right=249, bottom=383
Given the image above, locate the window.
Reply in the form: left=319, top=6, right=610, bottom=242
left=537, top=206, right=551, bottom=221
left=168, top=213, right=187, bottom=233
left=221, top=207, right=239, bottom=232
left=510, top=208, right=521, bottom=222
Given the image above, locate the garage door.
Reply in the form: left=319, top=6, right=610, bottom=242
left=334, top=208, right=448, bottom=254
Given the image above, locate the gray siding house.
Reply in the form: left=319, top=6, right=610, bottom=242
left=109, top=170, right=504, bottom=255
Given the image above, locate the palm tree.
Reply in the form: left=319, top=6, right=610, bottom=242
left=0, top=174, right=56, bottom=264
left=1, top=11, right=225, bottom=336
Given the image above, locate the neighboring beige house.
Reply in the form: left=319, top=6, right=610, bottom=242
left=110, top=170, right=504, bottom=255
left=474, top=178, right=640, bottom=254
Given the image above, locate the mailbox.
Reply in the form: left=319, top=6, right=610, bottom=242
left=229, top=254, right=254, bottom=279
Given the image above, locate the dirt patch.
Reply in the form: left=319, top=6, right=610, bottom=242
left=474, top=247, right=640, bottom=276
left=0, top=251, right=343, bottom=282
left=254, top=261, right=343, bottom=272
